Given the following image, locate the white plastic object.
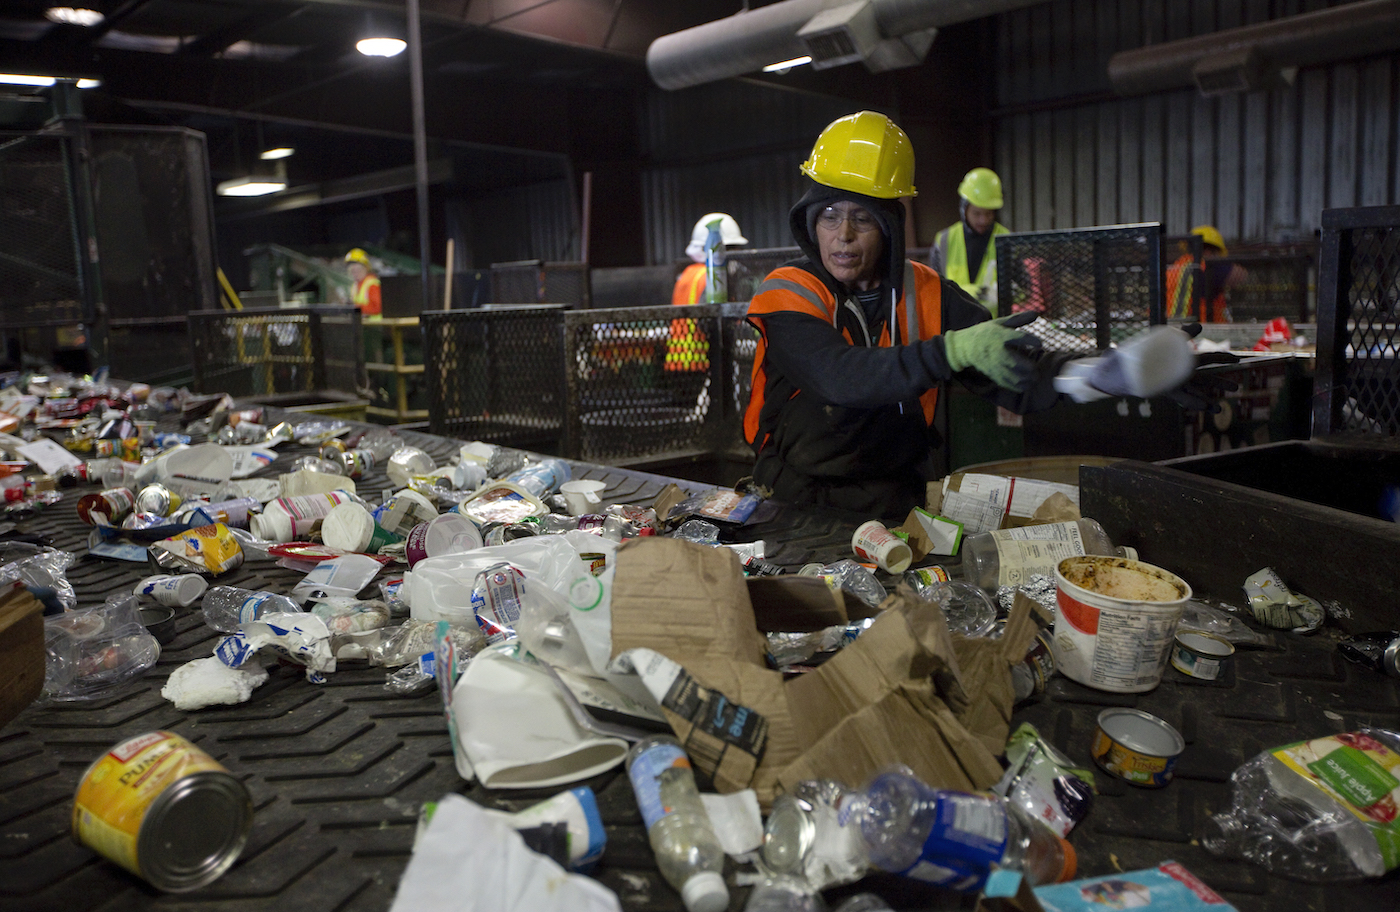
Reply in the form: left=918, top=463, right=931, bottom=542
left=560, top=479, right=607, bottom=516
left=1054, top=326, right=1196, bottom=403
left=134, top=574, right=208, bottom=608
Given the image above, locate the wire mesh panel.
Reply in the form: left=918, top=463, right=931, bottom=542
left=421, top=305, right=566, bottom=451
left=487, top=261, right=591, bottom=308
left=0, top=133, right=83, bottom=331
left=1315, top=206, right=1400, bottom=438
left=726, top=247, right=801, bottom=302
left=187, top=306, right=361, bottom=397
left=1218, top=252, right=1314, bottom=323
left=561, top=303, right=758, bottom=465
left=542, top=262, right=591, bottom=309
left=996, top=224, right=1162, bottom=352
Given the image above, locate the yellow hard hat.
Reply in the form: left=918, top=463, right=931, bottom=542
left=800, top=111, right=917, bottom=199
left=1191, top=225, right=1227, bottom=256
left=344, top=248, right=371, bottom=267
left=958, top=168, right=1003, bottom=210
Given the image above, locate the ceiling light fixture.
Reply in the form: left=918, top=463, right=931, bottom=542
left=216, top=176, right=287, bottom=197
left=45, top=7, right=104, bottom=27
left=75, top=78, right=101, bottom=89
left=357, top=37, right=406, bottom=58
left=762, top=55, right=813, bottom=73
left=0, top=74, right=57, bottom=87
left=259, top=147, right=295, bottom=161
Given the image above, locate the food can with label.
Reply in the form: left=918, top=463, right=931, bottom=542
left=1090, top=708, right=1185, bottom=788
left=72, top=731, right=253, bottom=891
left=1170, top=631, right=1235, bottom=681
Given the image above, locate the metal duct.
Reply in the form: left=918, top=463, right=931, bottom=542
left=1108, top=0, right=1400, bottom=97
left=646, top=0, right=1049, bottom=91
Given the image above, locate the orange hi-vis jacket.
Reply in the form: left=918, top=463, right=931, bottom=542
left=352, top=274, right=382, bottom=319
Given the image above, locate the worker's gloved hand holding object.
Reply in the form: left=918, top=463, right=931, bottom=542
left=943, top=312, right=1042, bottom=391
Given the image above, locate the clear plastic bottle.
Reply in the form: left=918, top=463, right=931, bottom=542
left=858, top=768, right=1075, bottom=893
left=703, top=219, right=727, bottom=304
left=961, top=518, right=1137, bottom=589
left=1203, top=728, right=1400, bottom=882
left=202, top=585, right=302, bottom=634
left=625, top=736, right=730, bottom=912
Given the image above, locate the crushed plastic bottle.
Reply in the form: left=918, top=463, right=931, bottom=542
left=202, top=586, right=302, bottom=634
left=961, top=518, right=1137, bottom=590
left=798, top=559, right=887, bottom=609
left=1203, top=728, right=1400, bottom=881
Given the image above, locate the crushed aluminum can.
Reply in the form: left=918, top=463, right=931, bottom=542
left=135, top=484, right=180, bottom=518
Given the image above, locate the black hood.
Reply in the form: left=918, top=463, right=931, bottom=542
left=788, top=178, right=908, bottom=303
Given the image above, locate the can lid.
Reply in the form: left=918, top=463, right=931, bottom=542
left=761, top=796, right=814, bottom=874
left=140, top=771, right=252, bottom=891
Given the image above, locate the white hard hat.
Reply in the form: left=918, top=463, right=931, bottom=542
left=685, top=213, right=748, bottom=262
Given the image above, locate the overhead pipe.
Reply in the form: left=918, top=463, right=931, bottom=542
left=646, top=0, right=1049, bottom=91
left=1108, top=0, right=1400, bottom=97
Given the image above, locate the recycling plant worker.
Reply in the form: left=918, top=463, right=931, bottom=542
left=928, top=167, right=1010, bottom=312
left=744, top=113, right=1232, bottom=519
left=345, top=247, right=382, bottom=320
left=744, top=112, right=1072, bottom=518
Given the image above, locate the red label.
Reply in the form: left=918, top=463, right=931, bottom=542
left=1057, top=589, right=1099, bottom=635
left=1161, top=861, right=1227, bottom=903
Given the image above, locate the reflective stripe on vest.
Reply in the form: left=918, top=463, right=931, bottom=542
left=941, top=222, right=1007, bottom=298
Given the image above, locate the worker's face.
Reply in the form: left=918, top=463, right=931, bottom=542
left=348, top=263, right=368, bottom=282
left=815, top=202, right=884, bottom=291
left=966, top=204, right=997, bottom=235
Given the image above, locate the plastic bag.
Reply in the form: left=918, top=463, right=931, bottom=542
left=369, top=619, right=486, bottom=668
left=385, top=653, right=436, bottom=694
left=1178, top=600, right=1272, bottom=647
left=42, top=594, right=160, bottom=701
left=0, top=543, right=76, bottom=613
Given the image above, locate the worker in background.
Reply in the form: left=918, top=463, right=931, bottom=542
left=345, top=248, right=382, bottom=320
left=745, top=112, right=1232, bottom=518
left=1166, top=225, right=1248, bottom=322
left=668, top=213, right=747, bottom=372
left=928, top=167, right=1010, bottom=312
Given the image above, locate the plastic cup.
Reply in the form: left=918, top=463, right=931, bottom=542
left=851, top=520, right=912, bottom=574
left=134, top=574, right=208, bottom=608
left=560, top=480, right=607, bottom=517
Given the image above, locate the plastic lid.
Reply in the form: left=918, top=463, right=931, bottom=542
left=1056, top=837, right=1077, bottom=882
left=321, top=502, right=373, bottom=552
left=681, top=871, right=729, bottom=912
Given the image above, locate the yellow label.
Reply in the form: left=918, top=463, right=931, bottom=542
left=72, top=732, right=226, bottom=877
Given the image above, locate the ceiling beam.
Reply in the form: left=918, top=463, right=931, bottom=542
left=177, top=2, right=313, bottom=58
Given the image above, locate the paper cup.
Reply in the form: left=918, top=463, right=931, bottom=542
left=134, top=574, right=208, bottom=608
left=1052, top=555, right=1192, bottom=693
left=851, top=520, right=912, bottom=574
left=560, top=480, right=607, bottom=517
left=405, top=513, right=484, bottom=567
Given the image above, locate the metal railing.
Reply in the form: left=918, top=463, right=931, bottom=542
left=488, top=260, right=592, bottom=309
left=996, top=223, right=1163, bottom=352
left=188, top=306, right=362, bottom=397
left=1315, top=205, right=1400, bottom=438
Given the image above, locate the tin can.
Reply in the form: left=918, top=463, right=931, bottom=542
left=135, top=484, right=181, bottom=517
left=72, top=731, right=252, bottom=891
left=340, top=448, right=376, bottom=479
left=1011, top=628, right=1056, bottom=701
left=1091, top=708, right=1185, bottom=788
left=77, top=486, right=136, bottom=526
left=319, top=439, right=348, bottom=460
left=1170, top=631, right=1235, bottom=680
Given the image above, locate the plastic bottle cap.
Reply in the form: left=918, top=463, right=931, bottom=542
left=1121, top=546, right=1139, bottom=561
left=680, top=871, right=728, bottom=912
left=322, top=502, right=374, bottom=552
left=1057, top=837, right=1077, bottom=881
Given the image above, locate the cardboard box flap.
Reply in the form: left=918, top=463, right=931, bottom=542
left=746, top=575, right=870, bottom=631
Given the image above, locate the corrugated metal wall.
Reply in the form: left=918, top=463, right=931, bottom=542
left=461, top=177, right=580, bottom=266
left=639, top=83, right=853, bottom=264
left=993, top=0, right=1400, bottom=241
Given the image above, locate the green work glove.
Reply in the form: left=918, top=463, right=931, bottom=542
left=943, top=312, right=1041, bottom=390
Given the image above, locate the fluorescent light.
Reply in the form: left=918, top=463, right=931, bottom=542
left=763, top=55, right=813, bottom=73
left=260, top=147, right=295, bottom=161
left=76, top=78, right=101, bottom=89
left=357, top=37, right=406, bottom=58
left=0, top=74, right=57, bottom=87
left=46, top=7, right=104, bottom=27
left=216, top=176, right=287, bottom=197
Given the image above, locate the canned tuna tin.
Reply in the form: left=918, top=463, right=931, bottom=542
left=1170, top=631, right=1235, bottom=681
left=1091, top=708, right=1185, bottom=788
left=72, top=731, right=253, bottom=891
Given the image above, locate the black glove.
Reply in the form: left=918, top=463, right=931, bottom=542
left=1166, top=326, right=1241, bottom=412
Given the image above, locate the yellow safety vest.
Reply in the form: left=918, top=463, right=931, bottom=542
left=936, top=222, right=1008, bottom=308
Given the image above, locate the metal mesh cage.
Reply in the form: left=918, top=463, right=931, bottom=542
left=421, top=305, right=567, bottom=451
left=488, top=260, right=591, bottom=308
left=996, top=224, right=1163, bottom=352
left=726, top=247, right=801, bottom=302
left=0, top=133, right=83, bottom=331
left=1315, top=206, right=1400, bottom=438
left=1217, top=251, right=1314, bottom=323
left=187, top=306, right=362, bottom=397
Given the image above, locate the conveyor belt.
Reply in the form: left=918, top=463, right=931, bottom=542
left=1, top=420, right=1398, bottom=911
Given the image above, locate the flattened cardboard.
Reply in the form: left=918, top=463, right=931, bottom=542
left=609, top=537, right=1025, bottom=807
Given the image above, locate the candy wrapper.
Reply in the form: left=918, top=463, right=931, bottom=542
left=992, top=722, right=1096, bottom=837
left=1244, top=567, right=1324, bottom=633
left=665, top=488, right=761, bottom=526
left=241, top=611, right=335, bottom=682
left=149, top=523, right=244, bottom=576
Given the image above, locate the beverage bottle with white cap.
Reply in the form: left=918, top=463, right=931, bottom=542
left=961, top=517, right=1136, bottom=589
left=626, top=735, right=730, bottom=912
left=202, top=586, right=302, bottom=633
left=858, top=767, right=1075, bottom=892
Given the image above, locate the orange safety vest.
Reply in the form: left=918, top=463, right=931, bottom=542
left=667, top=263, right=710, bottom=372
left=744, top=261, right=943, bottom=451
left=1165, top=254, right=1227, bottom=322
left=352, top=274, right=382, bottom=319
